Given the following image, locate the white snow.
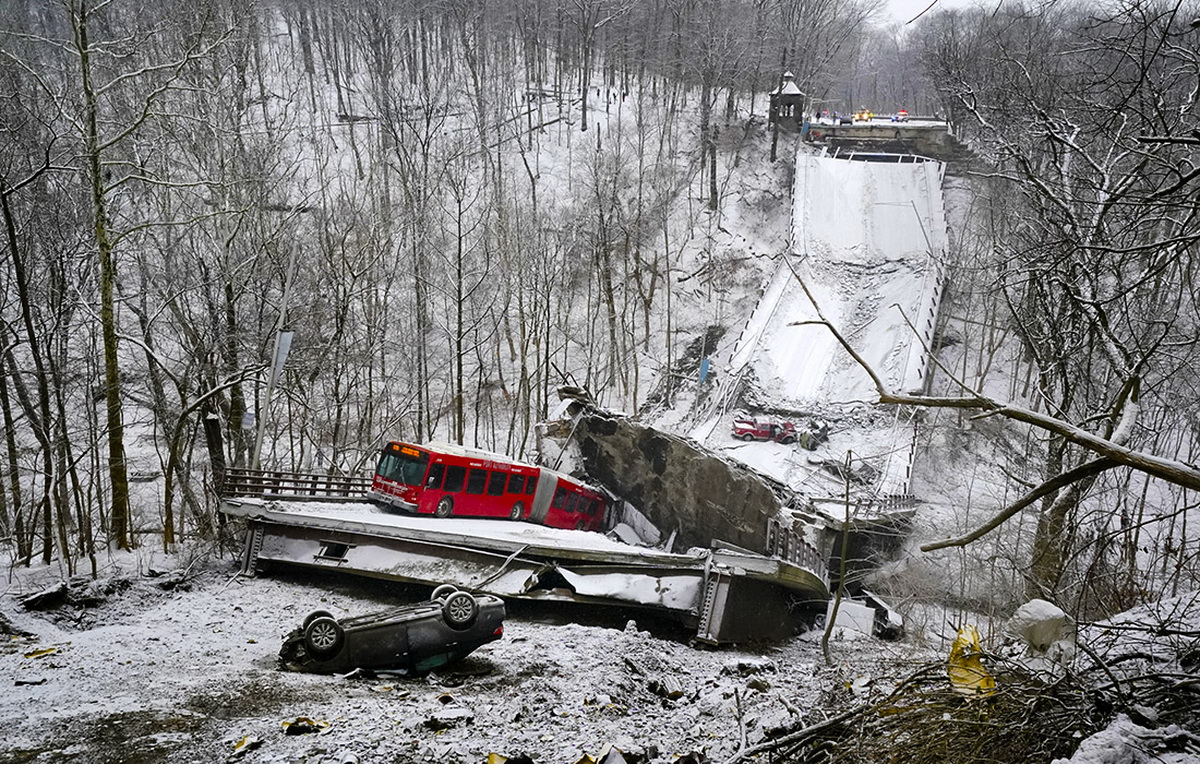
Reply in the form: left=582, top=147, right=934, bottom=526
left=226, top=498, right=696, bottom=560
left=688, top=149, right=947, bottom=503
left=1053, top=715, right=1199, bottom=764
left=0, top=554, right=909, bottom=763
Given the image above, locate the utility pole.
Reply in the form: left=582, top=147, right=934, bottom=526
left=251, top=246, right=300, bottom=471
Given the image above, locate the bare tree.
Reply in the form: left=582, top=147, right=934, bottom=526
left=830, top=0, right=1200, bottom=607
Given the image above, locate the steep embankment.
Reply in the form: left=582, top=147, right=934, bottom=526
left=659, top=147, right=948, bottom=505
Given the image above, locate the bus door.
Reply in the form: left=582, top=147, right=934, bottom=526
left=528, top=468, right=556, bottom=524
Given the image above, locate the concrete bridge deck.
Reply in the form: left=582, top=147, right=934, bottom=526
left=222, top=497, right=830, bottom=644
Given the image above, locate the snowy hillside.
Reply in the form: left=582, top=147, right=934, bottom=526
left=645, top=147, right=946, bottom=507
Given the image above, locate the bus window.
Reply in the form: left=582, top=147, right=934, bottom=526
left=551, top=486, right=568, bottom=509
left=378, top=448, right=430, bottom=486
left=443, top=465, right=466, bottom=493
left=487, top=470, right=507, bottom=496
left=425, top=463, right=445, bottom=489
left=565, top=493, right=582, bottom=513
left=466, top=468, right=487, bottom=495
left=525, top=475, right=538, bottom=495
left=507, top=473, right=526, bottom=494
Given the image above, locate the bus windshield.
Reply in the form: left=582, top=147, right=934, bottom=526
left=376, top=447, right=430, bottom=487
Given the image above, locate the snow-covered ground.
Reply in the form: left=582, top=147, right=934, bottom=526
left=0, top=553, right=913, bottom=763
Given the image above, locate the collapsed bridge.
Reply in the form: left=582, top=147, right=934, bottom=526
left=219, top=468, right=830, bottom=645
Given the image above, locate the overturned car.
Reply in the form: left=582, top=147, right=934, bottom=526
left=279, top=584, right=505, bottom=675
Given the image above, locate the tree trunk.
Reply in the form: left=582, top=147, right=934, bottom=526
left=75, top=0, right=132, bottom=550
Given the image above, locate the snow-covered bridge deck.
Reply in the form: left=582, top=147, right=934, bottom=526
left=222, top=497, right=829, bottom=644
left=712, top=149, right=948, bottom=500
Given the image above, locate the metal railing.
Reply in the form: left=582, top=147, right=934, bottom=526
left=221, top=468, right=371, bottom=500
left=765, top=516, right=830, bottom=586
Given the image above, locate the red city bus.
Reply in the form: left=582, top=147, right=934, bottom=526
left=368, top=441, right=607, bottom=532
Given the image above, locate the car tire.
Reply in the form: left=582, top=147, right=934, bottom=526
left=434, top=496, right=453, bottom=518
left=781, top=436, right=796, bottom=444
left=442, top=591, right=479, bottom=630
left=303, top=616, right=345, bottom=659
left=302, top=609, right=335, bottom=630
left=431, top=584, right=458, bottom=601
left=740, top=433, right=754, bottom=442
left=509, top=501, right=524, bottom=520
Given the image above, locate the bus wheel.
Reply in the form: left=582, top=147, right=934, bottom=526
left=509, top=501, right=524, bottom=520
left=434, top=496, right=454, bottom=518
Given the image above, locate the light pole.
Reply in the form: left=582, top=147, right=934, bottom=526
left=250, top=245, right=300, bottom=471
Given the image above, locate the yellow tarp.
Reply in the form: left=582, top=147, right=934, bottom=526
left=947, top=625, right=996, bottom=696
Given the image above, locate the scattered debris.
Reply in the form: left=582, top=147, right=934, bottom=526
left=231, top=735, right=262, bottom=756
left=23, top=647, right=58, bottom=660
left=486, top=754, right=536, bottom=764
left=947, top=625, right=995, bottom=696
left=281, top=716, right=331, bottom=735
left=721, top=658, right=776, bottom=676
left=746, top=676, right=771, bottom=692
left=649, top=676, right=686, bottom=700
left=424, top=705, right=475, bottom=730
left=20, top=583, right=69, bottom=611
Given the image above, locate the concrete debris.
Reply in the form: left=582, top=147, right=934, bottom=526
left=649, top=675, right=686, bottom=700
left=424, top=706, right=475, bottom=730
left=825, top=600, right=876, bottom=639
left=721, top=657, right=777, bottom=676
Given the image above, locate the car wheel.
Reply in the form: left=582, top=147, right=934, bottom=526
left=303, top=616, right=344, bottom=659
left=434, top=496, right=453, bottom=518
left=431, top=584, right=458, bottom=601
left=741, top=433, right=754, bottom=442
left=509, top=501, right=524, bottom=520
left=781, top=436, right=796, bottom=444
left=442, top=591, right=479, bottom=630
left=302, top=609, right=334, bottom=630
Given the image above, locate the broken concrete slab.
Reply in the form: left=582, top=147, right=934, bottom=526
left=222, top=498, right=828, bottom=645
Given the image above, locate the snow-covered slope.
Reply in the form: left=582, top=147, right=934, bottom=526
left=672, top=147, right=947, bottom=502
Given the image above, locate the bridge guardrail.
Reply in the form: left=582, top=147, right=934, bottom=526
left=222, top=468, right=371, bottom=500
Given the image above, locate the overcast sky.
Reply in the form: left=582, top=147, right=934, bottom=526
left=886, top=0, right=983, bottom=24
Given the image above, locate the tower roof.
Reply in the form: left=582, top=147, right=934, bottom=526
left=771, top=71, right=804, bottom=96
